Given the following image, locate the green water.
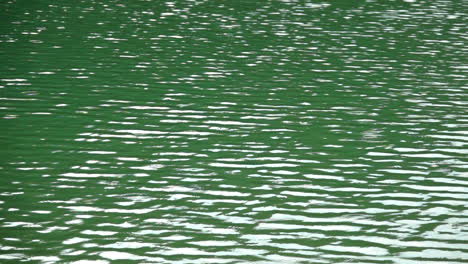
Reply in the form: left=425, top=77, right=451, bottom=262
left=1, top=0, right=467, bottom=263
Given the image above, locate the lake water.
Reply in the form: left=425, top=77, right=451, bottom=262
left=1, top=0, right=467, bottom=263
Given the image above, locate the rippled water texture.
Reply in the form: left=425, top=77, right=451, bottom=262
left=1, top=0, right=467, bottom=263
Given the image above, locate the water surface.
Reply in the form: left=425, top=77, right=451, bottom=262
left=1, top=0, right=467, bottom=263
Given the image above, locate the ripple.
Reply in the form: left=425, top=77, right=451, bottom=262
left=0, top=0, right=467, bottom=263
